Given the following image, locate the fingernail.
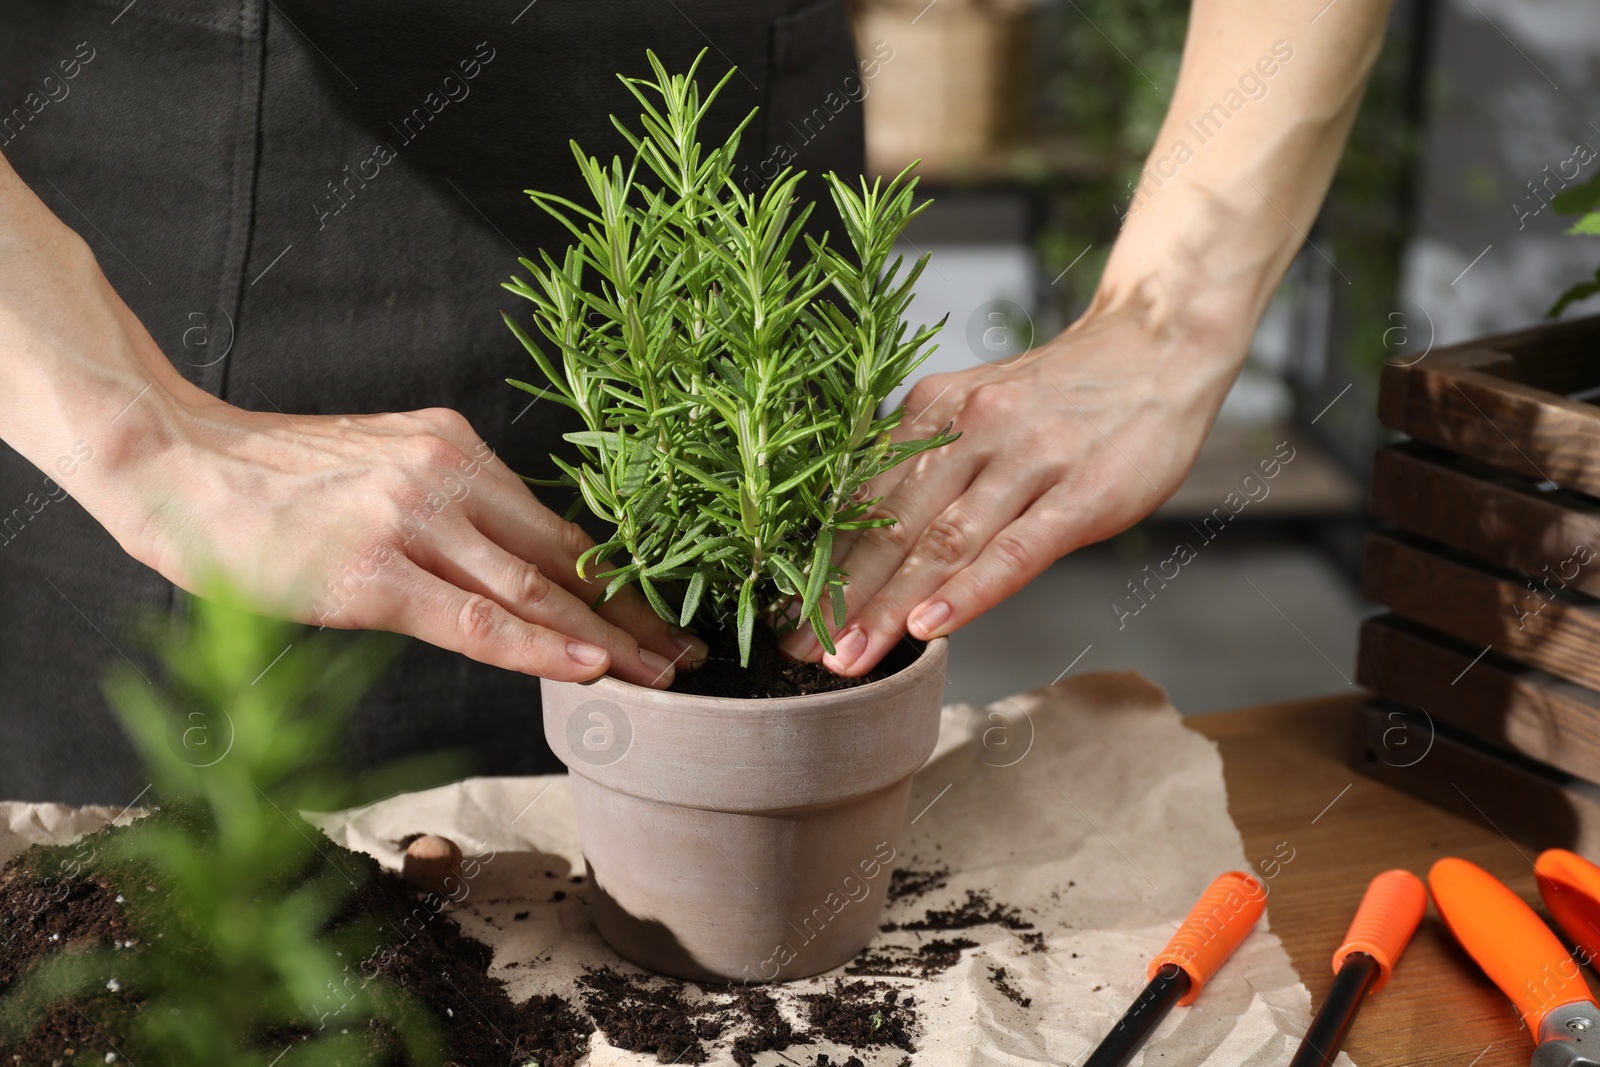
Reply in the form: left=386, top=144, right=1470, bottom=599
left=567, top=641, right=608, bottom=667
left=671, top=631, right=709, bottom=668
left=778, top=629, right=820, bottom=662
left=823, top=627, right=869, bottom=673
left=909, top=599, right=951, bottom=638
left=639, top=648, right=677, bottom=685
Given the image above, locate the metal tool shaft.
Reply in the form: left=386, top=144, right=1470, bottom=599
left=1082, top=963, right=1192, bottom=1067
left=1289, top=952, right=1382, bottom=1067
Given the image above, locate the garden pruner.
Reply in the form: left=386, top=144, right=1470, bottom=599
left=1430, top=856, right=1600, bottom=1067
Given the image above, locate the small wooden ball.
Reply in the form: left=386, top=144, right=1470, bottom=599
left=402, top=834, right=463, bottom=895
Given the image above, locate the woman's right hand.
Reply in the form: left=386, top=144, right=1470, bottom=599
left=1, top=151, right=701, bottom=689
left=114, top=393, right=707, bottom=688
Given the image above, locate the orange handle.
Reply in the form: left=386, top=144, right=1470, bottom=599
left=1429, top=857, right=1593, bottom=1031
left=1148, top=871, right=1268, bottom=1005
left=1333, top=869, right=1427, bottom=994
left=1537, top=849, right=1600, bottom=968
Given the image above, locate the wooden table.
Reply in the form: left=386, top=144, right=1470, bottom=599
left=1190, top=693, right=1580, bottom=1067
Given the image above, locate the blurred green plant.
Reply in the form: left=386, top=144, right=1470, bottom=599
left=1318, top=9, right=1421, bottom=381
left=1547, top=173, right=1600, bottom=316
left=1037, top=0, right=1189, bottom=311
left=1049, top=0, right=1187, bottom=168
left=0, top=586, right=444, bottom=1066
left=502, top=50, right=955, bottom=666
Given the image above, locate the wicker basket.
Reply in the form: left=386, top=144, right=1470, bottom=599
left=852, top=0, right=1035, bottom=177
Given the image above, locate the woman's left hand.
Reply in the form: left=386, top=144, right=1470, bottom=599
left=778, top=296, right=1245, bottom=675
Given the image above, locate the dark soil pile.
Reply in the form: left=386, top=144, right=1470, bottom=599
left=799, top=982, right=915, bottom=1054
left=3, top=835, right=1042, bottom=1067
left=883, top=889, right=1034, bottom=934
left=844, top=937, right=980, bottom=979
left=849, top=868, right=1044, bottom=983
left=576, top=966, right=917, bottom=1066
left=728, top=988, right=801, bottom=1067
left=987, top=966, right=1032, bottom=1008
left=577, top=965, right=726, bottom=1063
left=885, top=867, right=950, bottom=904
left=567, top=873, right=1048, bottom=1060
left=670, top=626, right=918, bottom=699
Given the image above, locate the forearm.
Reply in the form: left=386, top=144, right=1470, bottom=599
left=690, top=0, right=1390, bottom=670
left=0, top=150, right=210, bottom=520
left=1088, top=0, right=1394, bottom=375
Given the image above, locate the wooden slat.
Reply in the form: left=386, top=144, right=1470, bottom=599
left=1370, top=444, right=1600, bottom=598
left=1357, top=614, right=1600, bottom=782
left=1376, top=314, right=1600, bottom=495
left=1353, top=701, right=1600, bottom=853
left=1361, top=531, right=1600, bottom=692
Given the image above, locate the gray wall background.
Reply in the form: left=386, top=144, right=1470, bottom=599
left=1401, top=0, right=1600, bottom=342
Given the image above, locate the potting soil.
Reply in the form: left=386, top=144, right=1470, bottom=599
left=667, top=625, right=912, bottom=699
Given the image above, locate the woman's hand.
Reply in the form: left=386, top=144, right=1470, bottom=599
left=108, top=394, right=707, bottom=688
left=0, top=148, right=701, bottom=688
left=779, top=293, right=1248, bottom=675
left=780, top=0, right=1395, bottom=676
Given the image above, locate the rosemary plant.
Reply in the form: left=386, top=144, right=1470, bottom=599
left=504, top=50, right=955, bottom=667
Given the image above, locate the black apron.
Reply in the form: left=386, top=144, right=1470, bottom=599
left=0, top=0, right=864, bottom=804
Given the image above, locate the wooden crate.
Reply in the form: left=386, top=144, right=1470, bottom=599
left=1356, top=313, right=1600, bottom=843
left=1376, top=313, right=1600, bottom=493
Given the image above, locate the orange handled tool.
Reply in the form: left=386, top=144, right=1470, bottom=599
left=1288, top=870, right=1427, bottom=1067
left=1537, top=849, right=1600, bottom=967
left=1081, top=872, right=1267, bottom=1067
left=1430, top=857, right=1600, bottom=1067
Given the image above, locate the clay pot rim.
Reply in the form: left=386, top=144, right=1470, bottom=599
left=562, top=635, right=947, bottom=713
left=544, top=638, right=948, bottom=812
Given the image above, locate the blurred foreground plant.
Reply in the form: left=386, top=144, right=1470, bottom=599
left=0, top=586, right=444, bottom=1066
left=503, top=50, right=955, bottom=666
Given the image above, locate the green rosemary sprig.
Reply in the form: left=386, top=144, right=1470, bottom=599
left=505, top=50, right=955, bottom=667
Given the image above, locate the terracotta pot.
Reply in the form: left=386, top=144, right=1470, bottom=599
left=541, top=637, right=947, bottom=983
